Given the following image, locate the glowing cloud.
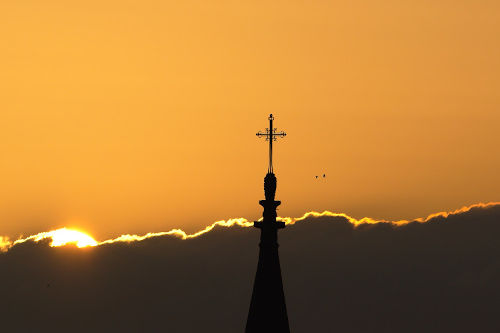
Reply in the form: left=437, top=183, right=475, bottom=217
left=1, top=202, right=498, bottom=252
left=0, top=236, right=11, bottom=252
left=279, top=202, right=500, bottom=227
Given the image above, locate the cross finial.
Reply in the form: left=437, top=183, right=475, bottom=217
left=256, top=114, right=286, bottom=173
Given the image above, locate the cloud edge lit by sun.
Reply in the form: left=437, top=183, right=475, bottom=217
left=1, top=201, right=499, bottom=253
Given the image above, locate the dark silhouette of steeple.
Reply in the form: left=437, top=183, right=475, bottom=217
left=246, top=115, right=290, bottom=333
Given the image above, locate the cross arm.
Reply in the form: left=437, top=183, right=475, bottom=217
left=256, top=131, right=287, bottom=137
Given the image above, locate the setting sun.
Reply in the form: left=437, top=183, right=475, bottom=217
left=48, top=228, right=98, bottom=248
left=11, top=228, right=99, bottom=249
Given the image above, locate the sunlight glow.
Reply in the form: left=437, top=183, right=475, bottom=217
left=13, top=228, right=98, bottom=249
left=49, top=228, right=98, bottom=248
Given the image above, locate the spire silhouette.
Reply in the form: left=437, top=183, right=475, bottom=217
left=246, top=115, right=290, bottom=333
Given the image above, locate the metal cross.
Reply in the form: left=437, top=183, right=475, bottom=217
left=256, top=114, right=286, bottom=173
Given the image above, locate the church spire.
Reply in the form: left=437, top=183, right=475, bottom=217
left=246, top=115, right=290, bottom=333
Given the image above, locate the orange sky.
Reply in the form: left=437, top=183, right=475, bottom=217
left=1, top=0, right=499, bottom=239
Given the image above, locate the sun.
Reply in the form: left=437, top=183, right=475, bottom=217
left=47, top=228, right=98, bottom=248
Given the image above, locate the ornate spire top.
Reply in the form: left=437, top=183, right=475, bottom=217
left=256, top=114, right=286, bottom=173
